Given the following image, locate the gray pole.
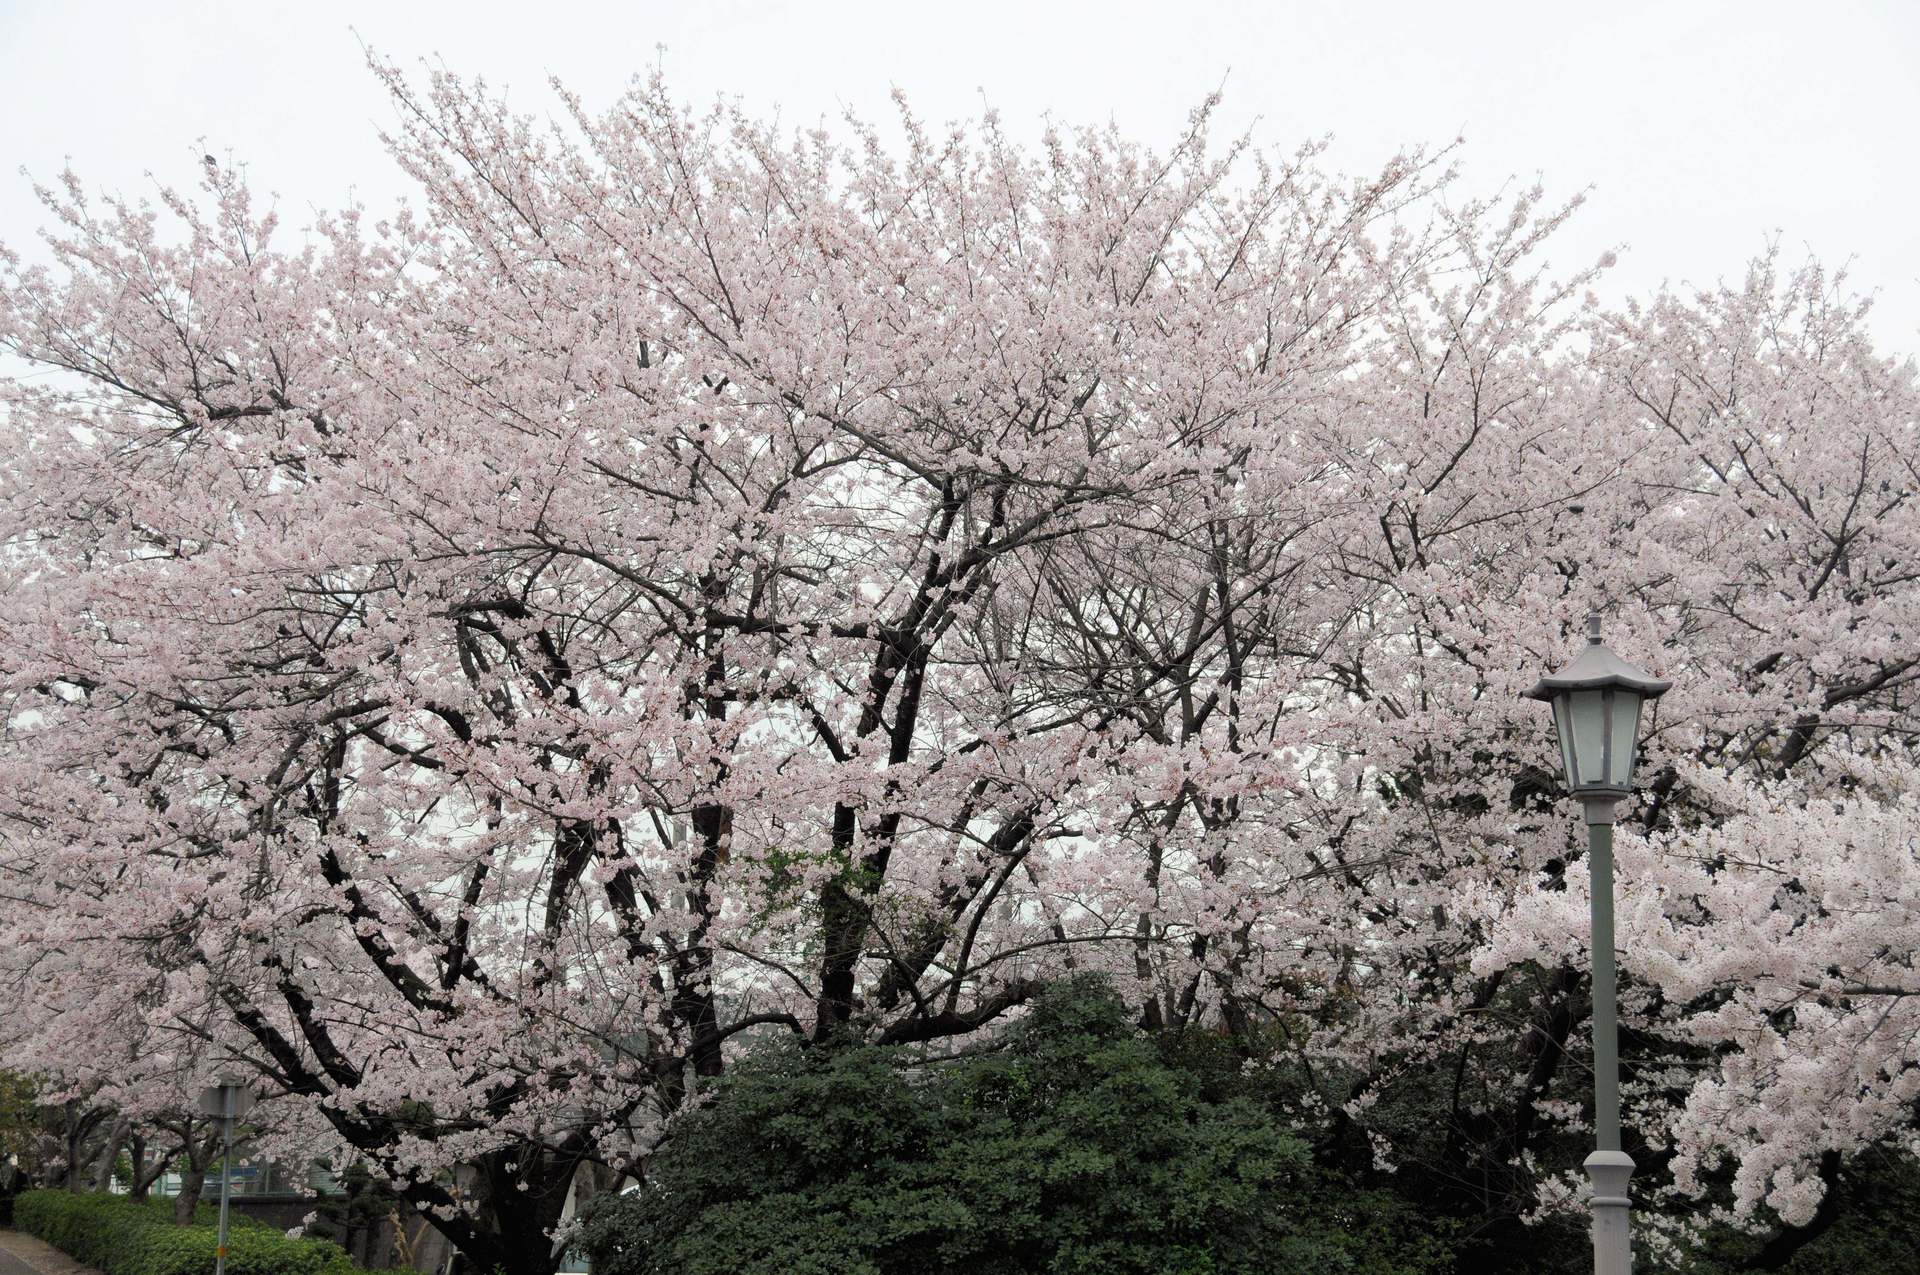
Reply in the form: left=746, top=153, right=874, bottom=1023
left=1582, top=798, right=1633, bottom=1275
left=215, top=1090, right=232, bottom=1275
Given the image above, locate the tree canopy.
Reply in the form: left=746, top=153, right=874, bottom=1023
left=1, top=58, right=1915, bottom=1272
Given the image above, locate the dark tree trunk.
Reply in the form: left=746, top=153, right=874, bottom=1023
left=1747, top=1151, right=1845, bottom=1270
left=457, top=1146, right=584, bottom=1275
left=1462, top=965, right=1581, bottom=1263
left=128, top=1133, right=149, bottom=1202
left=172, top=1169, right=207, bottom=1225
left=128, top=1129, right=181, bottom=1203
left=90, top=1117, right=129, bottom=1191
left=172, top=1129, right=223, bottom=1225
left=61, top=1101, right=109, bottom=1193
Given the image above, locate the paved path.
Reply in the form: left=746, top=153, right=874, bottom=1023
left=0, top=1231, right=97, bottom=1275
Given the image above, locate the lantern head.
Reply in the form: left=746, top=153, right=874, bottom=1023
left=1524, top=614, right=1670, bottom=803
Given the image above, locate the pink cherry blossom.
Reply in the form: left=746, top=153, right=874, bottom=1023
left=1, top=59, right=1914, bottom=1270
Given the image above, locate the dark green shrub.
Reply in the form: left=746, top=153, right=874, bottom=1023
left=13, top=1189, right=363, bottom=1275
left=578, top=976, right=1455, bottom=1275
left=301, top=1160, right=399, bottom=1257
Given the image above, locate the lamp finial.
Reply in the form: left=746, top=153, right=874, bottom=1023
left=1586, top=612, right=1603, bottom=644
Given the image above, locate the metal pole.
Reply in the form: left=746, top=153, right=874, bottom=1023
left=215, top=1091, right=232, bottom=1275
left=1582, top=799, right=1633, bottom=1275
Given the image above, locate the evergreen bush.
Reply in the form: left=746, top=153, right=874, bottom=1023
left=13, top=1189, right=363, bottom=1275
left=578, top=977, right=1454, bottom=1275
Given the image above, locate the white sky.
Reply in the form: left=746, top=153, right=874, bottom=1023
left=3, top=0, right=1917, bottom=357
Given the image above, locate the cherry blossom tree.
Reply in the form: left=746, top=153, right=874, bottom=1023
left=1, top=59, right=1914, bottom=1271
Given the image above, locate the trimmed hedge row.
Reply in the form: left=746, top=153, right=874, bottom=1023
left=14, top=1189, right=364, bottom=1275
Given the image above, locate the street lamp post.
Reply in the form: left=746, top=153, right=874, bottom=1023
left=1524, top=614, right=1670, bottom=1275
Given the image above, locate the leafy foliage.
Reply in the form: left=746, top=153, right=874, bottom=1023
left=0, top=1070, right=40, bottom=1167
left=299, top=1161, right=401, bottom=1257
left=579, top=978, right=1452, bottom=1275
left=13, top=1189, right=365, bottom=1275
left=1644, top=1147, right=1920, bottom=1275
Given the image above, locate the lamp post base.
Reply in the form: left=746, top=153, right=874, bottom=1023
left=1585, top=1149, right=1634, bottom=1275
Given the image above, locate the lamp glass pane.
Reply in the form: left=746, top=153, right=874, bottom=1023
left=1552, top=694, right=1578, bottom=787
left=1569, top=689, right=1607, bottom=787
left=1608, top=689, right=1644, bottom=787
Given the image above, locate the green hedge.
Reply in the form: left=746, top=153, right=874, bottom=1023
left=14, top=1189, right=363, bottom=1275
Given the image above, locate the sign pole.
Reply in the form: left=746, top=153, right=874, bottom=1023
left=198, top=1081, right=252, bottom=1275
left=215, top=1085, right=232, bottom=1275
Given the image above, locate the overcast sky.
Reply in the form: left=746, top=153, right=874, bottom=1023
left=4, top=0, right=1917, bottom=356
